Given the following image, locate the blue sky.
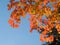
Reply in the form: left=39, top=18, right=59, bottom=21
left=0, top=0, right=42, bottom=45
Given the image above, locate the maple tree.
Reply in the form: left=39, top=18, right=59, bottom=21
left=8, top=0, right=60, bottom=45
